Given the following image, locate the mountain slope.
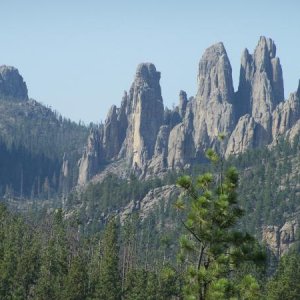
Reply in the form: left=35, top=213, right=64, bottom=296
left=0, top=65, right=89, bottom=198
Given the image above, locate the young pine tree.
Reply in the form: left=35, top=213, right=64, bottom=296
left=175, top=148, right=265, bottom=300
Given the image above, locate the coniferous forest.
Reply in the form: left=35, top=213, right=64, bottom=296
left=2, top=144, right=300, bottom=299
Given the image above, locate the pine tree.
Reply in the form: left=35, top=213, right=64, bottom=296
left=0, top=204, right=40, bottom=300
left=63, top=255, right=88, bottom=300
left=123, top=269, right=148, bottom=299
left=93, top=219, right=122, bottom=300
left=175, top=148, right=265, bottom=300
left=34, top=209, right=68, bottom=300
left=266, top=252, right=300, bottom=300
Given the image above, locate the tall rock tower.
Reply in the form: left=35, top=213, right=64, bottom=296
left=120, top=63, right=164, bottom=171
left=236, top=36, right=284, bottom=132
left=226, top=37, right=285, bottom=155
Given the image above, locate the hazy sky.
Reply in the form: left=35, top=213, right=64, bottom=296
left=1, top=0, right=299, bottom=123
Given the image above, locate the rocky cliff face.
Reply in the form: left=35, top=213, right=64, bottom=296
left=236, top=37, right=284, bottom=120
left=120, top=63, right=164, bottom=172
left=78, top=128, right=103, bottom=185
left=78, top=63, right=165, bottom=184
left=78, top=37, right=300, bottom=184
left=227, top=37, right=287, bottom=155
left=167, top=98, right=194, bottom=170
left=262, top=220, right=299, bottom=258
left=148, top=125, right=170, bottom=174
left=225, top=115, right=257, bottom=155
left=120, top=185, right=179, bottom=224
left=194, top=42, right=235, bottom=146
left=272, top=91, right=300, bottom=139
left=164, top=42, right=235, bottom=169
left=0, top=65, right=28, bottom=101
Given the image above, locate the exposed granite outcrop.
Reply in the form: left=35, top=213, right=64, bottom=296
left=227, top=37, right=288, bottom=156
left=284, top=120, right=300, bottom=145
left=78, top=63, right=165, bottom=184
left=78, top=37, right=300, bottom=184
left=60, top=153, right=70, bottom=197
left=236, top=37, right=284, bottom=137
left=167, top=101, right=195, bottom=169
left=77, top=128, right=103, bottom=185
left=178, top=90, right=188, bottom=118
left=166, top=42, right=235, bottom=167
left=272, top=91, right=300, bottom=139
left=61, top=153, right=69, bottom=178
left=262, top=220, right=298, bottom=257
left=0, top=65, right=28, bottom=101
left=119, top=63, right=164, bottom=172
left=102, top=104, right=126, bottom=160
left=226, top=115, right=256, bottom=156
left=148, top=125, right=170, bottom=174
left=193, top=42, right=235, bottom=154
left=120, top=185, right=179, bottom=223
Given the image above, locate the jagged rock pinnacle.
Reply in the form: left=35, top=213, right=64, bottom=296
left=0, top=65, right=28, bottom=101
left=197, top=42, right=234, bottom=101
left=77, top=37, right=300, bottom=183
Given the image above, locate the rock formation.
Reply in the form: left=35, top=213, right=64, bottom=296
left=167, top=42, right=235, bottom=168
left=262, top=220, right=299, bottom=258
left=60, top=153, right=70, bottom=197
left=78, top=63, right=165, bottom=184
left=120, top=185, right=179, bottom=223
left=236, top=37, right=284, bottom=121
left=148, top=125, right=170, bottom=174
left=167, top=101, right=194, bottom=169
left=78, top=36, right=300, bottom=184
left=77, top=128, right=103, bottom=185
left=226, top=115, right=257, bottom=156
left=178, top=90, right=188, bottom=118
left=272, top=91, right=300, bottom=139
left=283, top=120, right=300, bottom=145
left=0, top=65, right=28, bottom=101
left=228, top=37, right=286, bottom=155
left=120, top=63, right=164, bottom=171
left=193, top=42, right=235, bottom=154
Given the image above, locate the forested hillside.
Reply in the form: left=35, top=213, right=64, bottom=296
left=65, top=135, right=300, bottom=239
left=0, top=98, right=89, bottom=199
left=229, top=136, right=300, bottom=233
left=0, top=98, right=88, bottom=159
left=2, top=146, right=300, bottom=299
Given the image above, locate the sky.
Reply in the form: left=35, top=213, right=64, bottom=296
left=0, top=0, right=299, bottom=124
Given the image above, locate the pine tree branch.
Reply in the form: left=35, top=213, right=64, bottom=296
left=180, top=218, right=203, bottom=245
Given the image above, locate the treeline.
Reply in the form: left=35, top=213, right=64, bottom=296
left=0, top=99, right=89, bottom=160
